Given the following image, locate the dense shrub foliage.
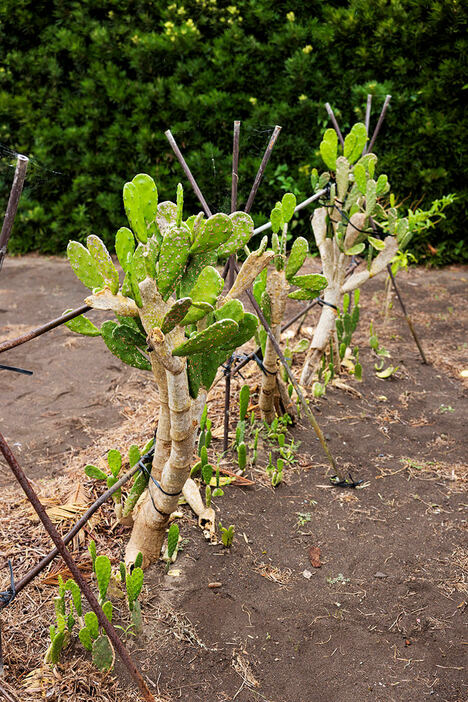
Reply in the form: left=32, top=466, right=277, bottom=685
left=0, top=1, right=466, bottom=261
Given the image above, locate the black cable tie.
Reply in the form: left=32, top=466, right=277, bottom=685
left=253, top=352, right=276, bottom=376
left=137, top=455, right=181, bottom=516
left=0, top=560, right=16, bottom=609
left=151, top=479, right=182, bottom=498
left=316, top=298, right=339, bottom=311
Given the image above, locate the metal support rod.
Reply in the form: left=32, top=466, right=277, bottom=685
left=0, top=432, right=157, bottom=702
left=324, top=104, right=344, bottom=148
left=164, top=130, right=213, bottom=217
left=386, top=264, right=428, bottom=364
left=253, top=188, right=327, bottom=235
left=244, top=126, right=281, bottom=214
left=11, top=462, right=142, bottom=599
left=366, top=94, right=392, bottom=154
left=0, top=304, right=91, bottom=355
left=364, top=93, right=372, bottom=136
left=243, top=285, right=342, bottom=479
left=0, top=155, right=29, bottom=273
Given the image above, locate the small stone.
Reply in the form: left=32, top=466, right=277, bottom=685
left=208, top=581, right=222, bottom=588
left=302, top=569, right=312, bottom=579
left=374, top=571, right=388, bottom=578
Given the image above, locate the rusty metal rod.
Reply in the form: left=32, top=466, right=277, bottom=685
left=11, top=462, right=142, bottom=599
left=0, top=432, right=157, bottom=702
left=0, top=305, right=91, bottom=355
left=0, top=155, right=29, bottom=273
left=386, top=264, right=428, bottom=364
left=164, top=130, right=213, bottom=217
left=324, top=104, right=344, bottom=148
left=366, top=94, right=392, bottom=154
left=244, top=126, right=281, bottom=214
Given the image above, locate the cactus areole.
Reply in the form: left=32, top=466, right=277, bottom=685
left=66, top=175, right=265, bottom=567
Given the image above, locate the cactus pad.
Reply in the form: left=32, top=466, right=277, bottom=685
left=189, top=212, right=233, bottom=254
left=172, top=319, right=239, bottom=356
left=94, top=555, right=111, bottom=602
left=157, top=223, right=191, bottom=299
left=67, top=241, right=104, bottom=290
left=86, top=235, right=119, bottom=294
left=180, top=265, right=223, bottom=325
left=285, top=237, right=309, bottom=281
left=320, top=128, right=338, bottom=171
left=64, top=312, right=101, bottom=337
left=161, top=297, right=193, bottom=333
left=115, top=227, right=135, bottom=271
left=92, top=635, right=114, bottom=671
left=100, top=321, right=151, bottom=371
left=218, top=211, right=254, bottom=258
left=291, top=273, right=328, bottom=292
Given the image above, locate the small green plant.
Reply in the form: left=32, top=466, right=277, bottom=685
left=266, top=454, right=284, bottom=487
left=296, top=512, right=312, bottom=528
left=369, top=322, right=398, bottom=378
left=336, top=289, right=362, bottom=379
left=219, top=523, right=235, bottom=548
left=326, top=573, right=350, bottom=585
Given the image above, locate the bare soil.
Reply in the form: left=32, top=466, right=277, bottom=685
left=0, top=256, right=467, bottom=702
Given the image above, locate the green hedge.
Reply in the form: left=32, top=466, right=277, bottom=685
left=0, top=0, right=466, bottom=262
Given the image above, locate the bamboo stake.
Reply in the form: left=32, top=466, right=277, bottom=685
left=244, top=126, right=281, bottom=213
left=0, top=154, right=29, bottom=273
left=0, top=432, right=157, bottom=702
left=366, top=94, right=392, bottom=154
left=0, top=305, right=91, bottom=355
left=324, top=104, right=344, bottom=147
left=165, top=129, right=213, bottom=217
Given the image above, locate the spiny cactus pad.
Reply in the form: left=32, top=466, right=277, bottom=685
left=180, top=265, right=224, bottom=325
left=87, top=235, right=119, bottom=294
left=285, top=237, right=309, bottom=281
left=161, top=297, right=193, bottom=334
left=291, top=273, right=328, bottom=292
left=64, top=312, right=101, bottom=337
left=100, top=321, right=151, bottom=371
left=92, top=635, right=114, bottom=671
left=115, top=227, right=135, bottom=271
left=172, top=319, right=239, bottom=356
left=189, top=212, right=233, bottom=254
left=67, top=241, right=104, bottom=290
left=218, top=211, right=254, bottom=258
left=157, top=223, right=191, bottom=299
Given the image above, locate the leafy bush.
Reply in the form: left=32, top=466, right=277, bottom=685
left=0, top=1, right=466, bottom=261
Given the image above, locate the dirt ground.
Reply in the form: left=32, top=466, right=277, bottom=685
left=0, top=256, right=467, bottom=702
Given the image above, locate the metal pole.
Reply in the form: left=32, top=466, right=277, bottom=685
left=164, top=130, right=213, bottom=217
left=0, top=432, right=157, bottom=702
left=0, top=305, right=91, bottom=355
left=253, top=189, right=327, bottom=235
left=244, top=126, right=281, bottom=214
left=366, top=94, right=392, bottom=154
left=386, top=264, right=428, bottom=364
left=324, top=104, right=344, bottom=148
left=0, top=155, right=29, bottom=273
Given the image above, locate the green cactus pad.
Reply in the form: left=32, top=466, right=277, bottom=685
left=281, top=193, right=296, bottom=223
left=156, top=201, right=177, bottom=237
left=167, top=523, right=179, bottom=560
left=157, top=223, right=191, bottom=299
left=215, top=299, right=245, bottom=323
left=237, top=443, right=247, bottom=470
left=291, top=273, right=328, bottom=292
left=345, top=243, right=366, bottom=256
left=176, top=183, right=184, bottom=226
left=67, top=241, right=104, bottom=290
left=285, top=237, right=309, bottom=281
left=270, top=204, right=283, bottom=234
left=92, top=635, right=114, bottom=671
left=190, top=212, right=233, bottom=254
left=352, top=163, right=367, bottom=195
left=84, top=611, right=99, bottom=639
left=85, top=464, right=107, bottom=481
left=179, top=249, right=218, bottom=298
left=187, top=354, right=203, bottom=398
left=365, top=179, right=377, bottom=216
left=344, top=123, right=367, bottom=164
left=131, top=600, right=143, bottom=633
left=94, top=555, right=111, bottom=602
left=86, top=235, right=119, bottom=294
left=65, top=579, right=82, bottom=617
left=132, top=173, right=158, bottom=233
left=179, top=265, right=223, bottom=325
left=126, top=567, right=144, bottom=610
left=78, top=626, right=93, bottom=651
left=189, top=212, right=205, bottom=243
left=123, top=182, right=147, bottom=243
left=288, top=288, right=320, bottom=300
left=320, top=128, right=338, bottom=171
left=144, top=236, right=159, bottom=279
left=224, top=312, right=258, bottom=350
left=239, top=384, right=250, bottom=421
left=172, top=319, right=239, bottom=356
left=64, top=312, right=101, bottom=337
left=128, top=444, right=141, bottom=467
left=218, top=211, right=254, bottom=258
left=122, top=469, right=149, bottom=516
left=102, top=600, right=113, bottom=623
left=115, top=227, right=135, bottom=272
left=107, top=449, right=122, bottom=477
left=100, top=321, right=151, bottom=371
left=161, top=297, right=193, bottom=334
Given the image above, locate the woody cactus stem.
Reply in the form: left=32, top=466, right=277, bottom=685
left=300, top=123, right=399, bottom=386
